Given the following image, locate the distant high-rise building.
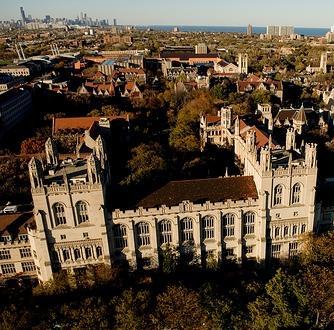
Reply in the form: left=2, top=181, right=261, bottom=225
left=45, top=15, right=51, bottom=23
left=247, top=24, right=253, bottom=36
left=267, top=25, right=294, bottom=37
left=20, top=6, right=26, bottom=24
left=331, top=25, right=334, bottom=33
left=113, top=18, right=117, bottom=26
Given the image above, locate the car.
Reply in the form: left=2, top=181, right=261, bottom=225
left=2, top=205, right=18, bottom=213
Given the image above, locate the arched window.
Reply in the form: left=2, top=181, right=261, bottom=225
left=136, top=222, right=150, bottom=247
left=159, top=220, right=172, bottom=245
left=180, top=217, right=194, bottom=242
left=76, top=201, right=89, bottom=224
left=63, top=249, right=70, bottom=261
left=85, top=247, right=92, bottom=259
left=53, top=203, right=66, bottom=226
left=292, top=183, right=301, bottom=204
left=243, top=212, right=255, bottom=235
left=301, top=224, right=306, bottom=234
left=275, top=227, right=280, bottom=238
left=274, top=185, right=283, bottom=206
left=292, top=225, right=298, bottom=236
left=202, top=215, right=214, bottom=239
left=96, top=246, right=103, bottom=258
left=113, top=224, right=128, bottom=249
left=284, top=226, right=289, bottom=237
left=223, top=214, right=235, bottom=237
left=74, top=248, right=81, bottom=260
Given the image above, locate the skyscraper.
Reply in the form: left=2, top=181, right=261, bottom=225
left=20, top=6, right=26, bottom=24
left=247, top=24, right=253, bottom=36
left=113, top=18, right=117, bottom=26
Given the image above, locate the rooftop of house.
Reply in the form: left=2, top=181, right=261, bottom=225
left=0, top=212, right=34, bottom=238
left=52, top=115, right=128, bottom=134
left=137, top=176, right=258, bottom=208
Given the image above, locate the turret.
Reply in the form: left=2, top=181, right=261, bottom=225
left=246, top=130, right=256, bottom=153
left=285, top=128, right=296, bottom=151
left=45, top=138, right=58, bottom=167
left=238, top=53, right=248, bottom=74
left=94, top=135, right=107, bottom=170
left=220, top=106, right=232, bottom=129
left=305, top=143, right=317, bottom=168
left=28, top=157, right=43, bottom=189
left=260, top=147, right=271, bottom=172
left=87, top=153, right=101, bottom=184
left=235, top=116, right=240, bottom=136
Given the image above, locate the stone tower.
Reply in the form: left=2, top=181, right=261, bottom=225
left=320, top=52, right=327, bottom=74
left=220, top=106, right=232, bottom=129
left=238, top=53, right=248, bottom=74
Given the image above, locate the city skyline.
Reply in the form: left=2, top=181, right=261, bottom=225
left=1, top=0, right=334, bottom=28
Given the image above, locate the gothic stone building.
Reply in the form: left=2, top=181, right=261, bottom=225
left=26, top=110, right=320, bottom=281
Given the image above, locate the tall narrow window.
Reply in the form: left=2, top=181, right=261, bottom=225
left=301, top=224, right=306, bottom=234
left=53, top=203, right=66, bottom=226
left=76, top=201, right=89, bottom=224
left=292, top=183, right=301, bottom=204
left=292, top=225, right=298, bottom=236
left=243, top=212, right=255, bottom=235
left=63, top=249, right=70, bottom=261
left=113, top=224, right=128, bottom=249
left=96, top=246, right=103, bottom=258
left=74, top=248, right=81, bottom=260
left=275, top=227, right=280, bottom=238
left=274, top=185, right=283, bottom=206
left=223, top=214, right=235, bottom=237
left=202, top=215, right=215, bottom=239
left=284, top=226, right=289, bottom=237
left=180, top=217, right=194, bottom=242
left=136, top=222, right=150, bottom=247
left=159, top=220, right=172, bottom=245
left=85, top=247, right=92, bottom=259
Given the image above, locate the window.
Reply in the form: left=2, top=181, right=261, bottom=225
left=136, top=222, right=150, bottom=247
left=96, top=246, right=103, bottom=258
left=202, top=215, right=215, bottom=240
left=74, top=248, right=81, bottom=260
left=289, top=242, right=298, bottom=258
left=180, top=217, right=194, bottom=242
left=63, top=249, right=70, bottom=261
left=113, top=224, right=128, bottom=249
left=85, top=247, right=92, bottom=259
left=271, top=244, right=281, bottom=258
left=159, top=220, right=172, bottom=244
left=1, top=264, right=16, bottom=274
left=243, top=212, right=255, bottom=235
left=60, top=234, right=66, bottom=240
left=274, top=227, right=280, bottom=238
left=284, top=226, right=289, bottom=237
left=76, top=201, right=89, bottom=224
left=0, top=250, right=11, bottom=260
left=292, top=183, right=301, bottom=204
left=223, top=214, right=235, bottom=237
left=301, top=224, right=306, bottom=234
left=83, top=232, right=89, bottom=238
left=226, top=248, right=234, bottom=257
left=53, top=203, right=66, bottom=226
left=292, top=225, right=298, bottom=236
left=33, top=250, right=37, bottom=258
left=273, top=185, right=283, bottom=206
left=22, top=262, right=36, bottom=272
left=246, top=246, right=254, bottom=254
left=19, top=248, right=32, bottom=258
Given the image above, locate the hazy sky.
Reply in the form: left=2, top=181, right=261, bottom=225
left=1, top=0, right=334, bottom=27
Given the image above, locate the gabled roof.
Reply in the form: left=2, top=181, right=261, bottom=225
left=137, top=176, right=258, bottom=208
left=0, top=212, right=34, bottom=237
left=292, top=106, right=307, bottom=123
left=52, top=116, right=128, bottom=134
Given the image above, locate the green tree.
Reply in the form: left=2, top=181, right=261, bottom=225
left=155, top=285, right=208, bottom=329
left=248, top=268, right=310, bottom=329
left=113, top=289, right=151, bottom=329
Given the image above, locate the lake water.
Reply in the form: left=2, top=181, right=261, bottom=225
left=139, top=25, right=329, bottom=37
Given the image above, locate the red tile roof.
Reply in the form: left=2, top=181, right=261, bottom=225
left=0, top=212, right=34, bottom=237
left=52, top=116, right=128, bottom=134
left=137, top=176, right=258, bottom=208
